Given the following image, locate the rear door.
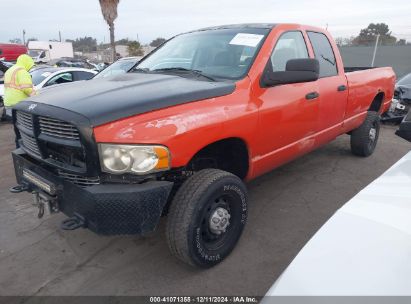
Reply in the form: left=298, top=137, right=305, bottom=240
left=306, top=31, right=348, bottom=139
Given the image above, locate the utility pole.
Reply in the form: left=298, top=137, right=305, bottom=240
left=371, top=34, right=380, bottom=67
left=22, top=29, right=26, bottom=45
left=59, top=31, right=62, bottom=42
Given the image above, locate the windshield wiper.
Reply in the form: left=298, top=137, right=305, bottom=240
left=151, top=67, right=215, bottom=81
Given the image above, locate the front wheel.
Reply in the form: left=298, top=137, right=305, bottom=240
left=350, top=111, right=380, bottom=157
left=166, top=169, right=248, bottom=268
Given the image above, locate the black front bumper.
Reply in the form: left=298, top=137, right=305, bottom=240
left=12, top=150, right=173, bottom=235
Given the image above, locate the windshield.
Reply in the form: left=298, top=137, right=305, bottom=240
left=135, top=28, right=270, bottom=80
left=94, top=59, right=138, bottom=79
left=30, top=69, right=53, bottom=86
left=28, top=50, right=42, bottom=58
left=398, top=73, right=411, bottom=86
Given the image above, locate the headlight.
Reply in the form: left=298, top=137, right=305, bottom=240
left=98, top=144, right=170, bottom=174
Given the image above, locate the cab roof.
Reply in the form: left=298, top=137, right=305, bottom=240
left=198, top=23, right=277, bottom=31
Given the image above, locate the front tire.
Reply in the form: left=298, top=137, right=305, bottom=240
left=166, top=169, right=248, bottom=268
left=350, top=111, right=380, bottom=157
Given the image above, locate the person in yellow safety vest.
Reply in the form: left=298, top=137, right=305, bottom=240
left=3, top=54, right=36, bottom=118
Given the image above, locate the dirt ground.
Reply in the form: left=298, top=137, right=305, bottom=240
left=0, top=123, right=409, bottom=296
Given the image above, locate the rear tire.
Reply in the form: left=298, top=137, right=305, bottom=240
left=166, top=169, right=248, bottom=268
left=350, top=111, right=380, bottom=157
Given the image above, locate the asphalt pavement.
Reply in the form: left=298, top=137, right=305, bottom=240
left=0, top=123, right=409, bottom=296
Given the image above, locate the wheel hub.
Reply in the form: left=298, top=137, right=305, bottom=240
left=369, top=127, right=377, bottom=141
left=209, top=207, right=231, bottom=235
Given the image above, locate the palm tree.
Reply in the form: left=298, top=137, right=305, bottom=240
left=99, top=0, right=119, bottom=62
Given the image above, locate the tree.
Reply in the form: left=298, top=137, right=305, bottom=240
left=9, top=38, right=22, bottom=44
left=343, top=36, right=356, bottom=47
left=397, top=39, right=406, bottom=46
left=335, top=37, right=344, bottom=47
left=99, top=0, right=120, bottom=62
left=115, top=38, right=130, bottom=45
left=335, top=36, right=355, bottom=47
left=67, top=37, right=97, bottom=52
left=353, top=23, right=397, bottom=46
left=150, top=37, right=166, bottom=47
left=128, top=41, right=144, bottom=56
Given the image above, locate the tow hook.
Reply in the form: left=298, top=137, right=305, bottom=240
left=32, top=191, right=59, bottom=218
left=9, top=183, right=30, bottom=193
left=61, top=213, right=86, bottom=230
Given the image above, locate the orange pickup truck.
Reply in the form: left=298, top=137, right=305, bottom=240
left=10, top=23, right=395, bottom=268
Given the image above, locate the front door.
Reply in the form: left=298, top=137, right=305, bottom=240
left=255, top=31, right=320, bottom=171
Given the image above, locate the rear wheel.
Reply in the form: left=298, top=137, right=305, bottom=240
left=350, top=111, right=380, bottom=157
left=166, top=169, right=248, bottom=268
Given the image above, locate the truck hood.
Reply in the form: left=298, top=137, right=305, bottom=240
left=26, top=73, right=236, bottom=126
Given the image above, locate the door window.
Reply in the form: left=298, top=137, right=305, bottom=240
left=73, top=71, right=95, bottom=81
left=270, top=31, right=309, bottom=72
left=45, top=72, right=73, bottom=86
left=307, top=32, right=338, bottom=77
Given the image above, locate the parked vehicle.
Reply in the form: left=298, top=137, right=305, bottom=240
left=382, top=72, right=411, bottom=123
left=28, top=41, right=74, bottom=64
left=93, top=57, right=141, bottom=79
left=0, top=66, right=96, bottom=111
left=0, top=44, right=27, bottom=62
left=9, top=24, right=395, bottom=268
left=30, top=66, right=97, bottom=88
left=0, top=61, right=13, bottom=120
left=46, top=57, right=97, bottom=70
left=263, top=148, right=411, bottom=297
left=96, top=62, right=110, bottom=71
left=0, top=60, right=12, bottom=75
left=0, top=61, right=12, bottom=86
left=396, top=108, right=411, bottom=142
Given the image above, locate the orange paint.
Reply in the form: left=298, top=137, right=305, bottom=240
left=94, top=24, right=395, bottom=181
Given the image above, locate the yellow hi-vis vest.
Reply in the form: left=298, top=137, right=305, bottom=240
left=4, top=65, right=34, bottom=107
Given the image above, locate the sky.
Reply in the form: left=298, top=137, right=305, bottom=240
left=1, top=0, right=411, bottom=44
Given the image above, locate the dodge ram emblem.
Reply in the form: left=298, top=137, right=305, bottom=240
left=28, top=104, right=37, bottom=111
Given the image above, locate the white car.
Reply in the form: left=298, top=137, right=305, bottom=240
left=93, top=56, right=142, bottom=79
left=0, top=66, right=97, bottom=100
left=264, top=150, right=411, bottom=297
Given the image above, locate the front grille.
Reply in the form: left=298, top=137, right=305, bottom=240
left=15, top=110, right=87, bottom=172
left=20, top=132, right=41, bottom=157
left=39, top=116, right=80, bottom=140
left=58, top=170, right=100, bottom=187
left=16, top=111, right=34, bottom=130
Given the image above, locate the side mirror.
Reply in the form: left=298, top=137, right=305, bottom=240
left=262, top=58, right=320, bottom=87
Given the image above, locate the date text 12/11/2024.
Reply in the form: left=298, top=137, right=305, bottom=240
left=149, top=296, right=259, bottom=303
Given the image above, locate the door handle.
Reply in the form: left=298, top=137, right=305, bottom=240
left=305, top=92, right=319, bottom=100
left=337, top=85, right=347, bottom=92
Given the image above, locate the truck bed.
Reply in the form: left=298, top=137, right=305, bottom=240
left=344, top=66, right=378, bottom=73
left=344, top=66, right=396, bottom=128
